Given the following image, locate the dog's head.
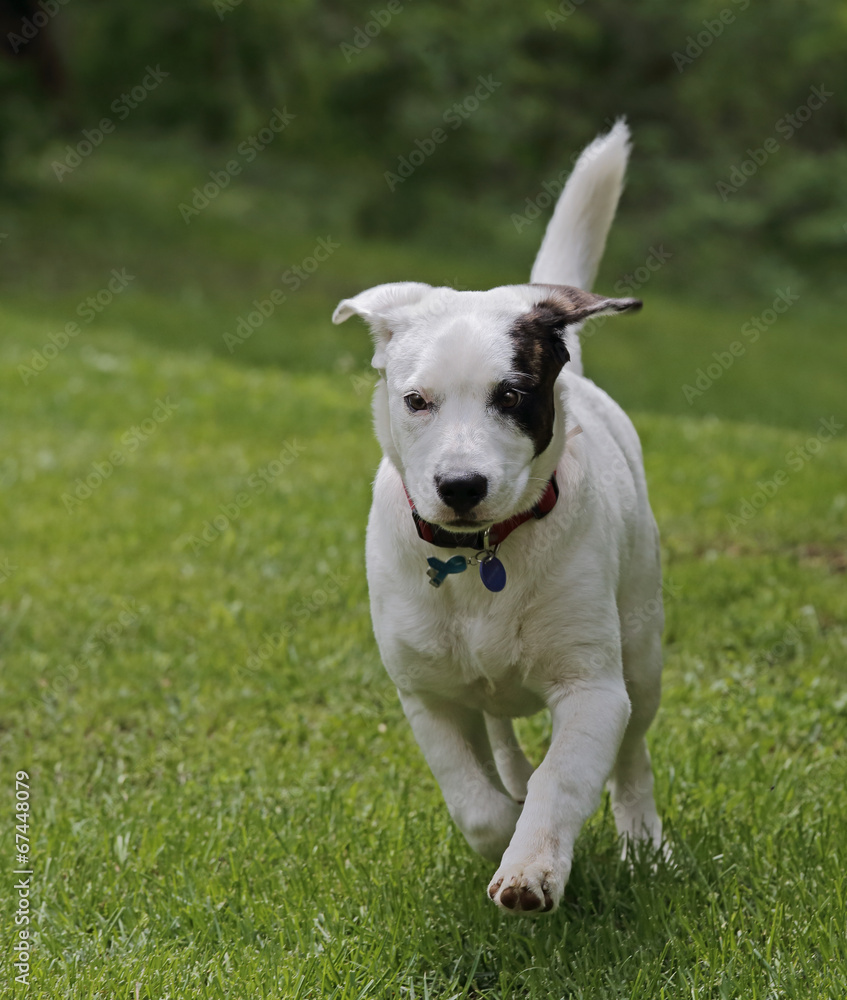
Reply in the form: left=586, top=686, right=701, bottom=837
left=333, top=283, right=640, bottom=533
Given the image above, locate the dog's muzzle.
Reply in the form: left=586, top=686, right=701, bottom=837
left=434, top=472, right=488, bottom=515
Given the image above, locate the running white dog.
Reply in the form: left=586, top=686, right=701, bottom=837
left=332, top=122, right=663, bottom=915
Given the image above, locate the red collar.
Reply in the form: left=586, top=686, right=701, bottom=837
left=404, top=472, right=559, bottom=550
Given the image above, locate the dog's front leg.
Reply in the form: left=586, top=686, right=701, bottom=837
left=398, top=690, right=523, bottom=862
left=487, top=678, right=631, bottom=914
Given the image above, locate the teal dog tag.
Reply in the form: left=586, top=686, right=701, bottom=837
left=426, top=555, right=468, bottom=588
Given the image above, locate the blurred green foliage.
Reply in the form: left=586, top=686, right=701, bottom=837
left=2, top=0, right=846, bottom=297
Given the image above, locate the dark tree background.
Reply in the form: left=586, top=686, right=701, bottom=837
left=2, top=0, right=845, bottom=296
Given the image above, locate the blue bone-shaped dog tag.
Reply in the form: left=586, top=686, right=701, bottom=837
left=426, top=555, right=468, bottom=588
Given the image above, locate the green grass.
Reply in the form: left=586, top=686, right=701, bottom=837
left=1, top=143, right=846, bottom=997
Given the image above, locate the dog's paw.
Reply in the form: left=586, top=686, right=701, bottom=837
left=487, top=858, right=567, bottom=915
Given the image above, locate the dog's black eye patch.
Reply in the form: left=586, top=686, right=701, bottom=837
left=505, top=301, right=573, bottom=456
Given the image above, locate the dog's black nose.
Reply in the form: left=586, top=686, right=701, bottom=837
left=435, top=473, right=488, bottom=514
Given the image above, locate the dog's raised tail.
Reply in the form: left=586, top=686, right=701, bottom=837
left=531, top=120, right=631, bottom=292
left=530, top=120, right=631, bottom=376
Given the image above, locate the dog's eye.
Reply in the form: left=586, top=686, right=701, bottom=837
left=405, top=392, right=429, bottom=412
left=498, top=389, right=523, bottom=409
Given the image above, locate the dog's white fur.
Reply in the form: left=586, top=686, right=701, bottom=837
left=333, top=122, right=663, bottom=915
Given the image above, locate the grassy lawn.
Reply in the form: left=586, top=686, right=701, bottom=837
left=1, top=144, right=846, bottom=997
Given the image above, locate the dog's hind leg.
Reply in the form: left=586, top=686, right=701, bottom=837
left=484, top=714, right=535, bottom=802
left=609, top=733, right=662, bottom=854
left=609, top=631, right=663, bottom=854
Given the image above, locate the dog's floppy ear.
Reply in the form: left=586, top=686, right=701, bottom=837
left=332, top=282, right=432, bottom=367
left=505, top=284, right=641, bottom=373
left=512, top=283, right=642, bottom=326
left=332, top=281, right=433, bottom=325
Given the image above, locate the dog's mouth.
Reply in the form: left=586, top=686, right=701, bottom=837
left=441, top=516, right=494, bottom=531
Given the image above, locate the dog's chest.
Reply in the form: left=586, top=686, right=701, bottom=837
left=384, top=588, right=548, bottom=716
